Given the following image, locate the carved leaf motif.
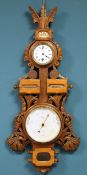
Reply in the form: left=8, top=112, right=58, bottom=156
left=48, top=95, right=63, bottom=108
left=7, top=113, right=29, bottom=151
left=19, top=96, right=27, bottom=112
left=47, top=7, right=58, bottom=24
left=24, top=95, right=38, bottom=109
left=58, top=47, right=63, bottom=60
left=61, top=95, right=68, bottom=113
left=63, top=136, right=80, bottom=151
left=7, top=132, right=28, bottom=152
left=29, top=6, right=39, bottom=23
left=54, top=60, right=60, bottom=67
left=63, top=114, right=73, bottom=131
left=14, top=114, right=24, bottom=131
left=58, top=112, right=80, bottom=151
left=19, top=95, right=39, bottom=112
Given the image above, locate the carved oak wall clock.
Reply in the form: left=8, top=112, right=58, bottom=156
left=7, top=0, right=80, bottom=173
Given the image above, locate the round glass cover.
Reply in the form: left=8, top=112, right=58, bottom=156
left=33, top=44, right=53, bottom=65
left=25, top=106, right=61, bottom=143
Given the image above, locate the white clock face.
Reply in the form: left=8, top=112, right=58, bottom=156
left=33, top=44, right=53, bottom=65
left=25, top=106, right=61, bottom=143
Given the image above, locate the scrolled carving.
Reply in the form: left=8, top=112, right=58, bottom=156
left=7, top=132, right=27, bottom=152
left=57, top=112, right=80, bottom=151
left=48, top=94, right=63, bottom=108
left=48, top=93, right=80, bottom=151
left=53, top=43, right=63, bottom=67
left=7, top=113, right=29, bottom=152
left=23, top=95, right=39, bottom=109
left=19, top=94, right=39, bottom=112
left=63, top=135, right=80, bottom=151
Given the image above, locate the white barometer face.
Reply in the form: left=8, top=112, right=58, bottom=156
left=25, top=105, right=61, bottom=143
left=33, top=44, right=53, bottom=65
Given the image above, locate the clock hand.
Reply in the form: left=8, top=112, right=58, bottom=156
left=42, top=53, right=50, bottom=59
left=38, top=114, right=49, bottom=133
left=45, top=55, right=50, bottom=59
left=38, top=124, right=44, bottom=133
left=43, top=114, right=49, bottom=124
left=42, top=45, right=44, bottom=50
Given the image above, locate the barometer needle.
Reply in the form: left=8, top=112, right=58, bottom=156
left=38, top=114, right=49, bottom=133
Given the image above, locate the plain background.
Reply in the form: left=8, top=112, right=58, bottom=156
left=0, top=0, right=87, bottom=174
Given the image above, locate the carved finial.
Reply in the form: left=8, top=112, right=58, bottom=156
left=29, top=1, right=58, bottom=29
left=41, top=4, right=46, bottom=17
left=42, top=0, right=46, bottom=6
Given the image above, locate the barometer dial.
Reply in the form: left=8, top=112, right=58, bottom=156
left=25, top=105, right=61, bottom=143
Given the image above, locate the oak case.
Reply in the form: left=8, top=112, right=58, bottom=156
left=7, top=2, right=80, bottom=174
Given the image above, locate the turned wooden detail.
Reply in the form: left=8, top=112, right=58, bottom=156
left=7, top=2, right=80, bottom=174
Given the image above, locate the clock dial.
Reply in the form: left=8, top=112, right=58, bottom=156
left=25, top=106, right=61, bottom=143
left=33, top=44, right=53, bottom=65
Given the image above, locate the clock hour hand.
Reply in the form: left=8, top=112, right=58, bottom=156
left=45, top=55, right=50, bottom=59
left=42, top=53, right=50, bottom=59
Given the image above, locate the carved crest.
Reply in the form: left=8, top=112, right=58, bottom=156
left=29, top=5, right=57, bottom=28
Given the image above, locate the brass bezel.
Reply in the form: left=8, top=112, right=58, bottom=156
left=28, top=41, right=58, bottom=68
left=32, top=43, right=53, bottom=66
left=23, top=103, right=63, bottom=145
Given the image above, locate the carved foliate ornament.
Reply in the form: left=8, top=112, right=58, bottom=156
left=7, top=1, right=80, bottom=174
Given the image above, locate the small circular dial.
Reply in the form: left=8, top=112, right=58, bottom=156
left=25, top=106, right=61, bottom=143
left=33, top=44, right=53, bottom=65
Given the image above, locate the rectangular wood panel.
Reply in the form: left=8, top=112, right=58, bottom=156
left=19, top=79, right=40, bottom=94
left=47, top=79, right=68, bottom=94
